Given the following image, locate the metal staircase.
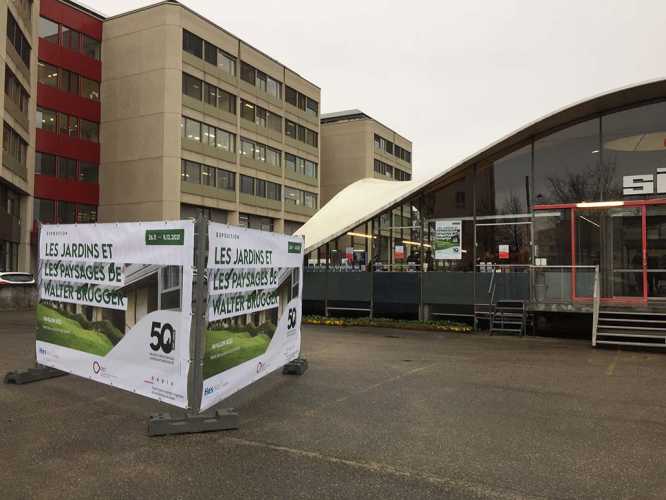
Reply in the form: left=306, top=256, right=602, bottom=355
left=474, top=266, right=528, bottom=336
left=490, top=300, right=527, bottom=336
left=593, top=308, right=666, bottom=348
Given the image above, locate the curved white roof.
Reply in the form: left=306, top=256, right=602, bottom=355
left=298, top=78, right=666, bottom=254
left=296, top=178, right=429, bottom=253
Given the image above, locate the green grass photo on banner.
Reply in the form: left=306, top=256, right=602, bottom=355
left=203, top=329, right=270, bottom=379
left=36, top=303, right=114, bottom=356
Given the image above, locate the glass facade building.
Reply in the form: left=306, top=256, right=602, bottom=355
left=299, top=82, right=666, bottom=319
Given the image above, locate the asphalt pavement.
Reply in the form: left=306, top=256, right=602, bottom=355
left=1, top=310, right=665, bottom=499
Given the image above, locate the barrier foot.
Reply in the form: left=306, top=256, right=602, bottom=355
left=148, top=408, right=239, bottom=437
left=4, top=366, right=67, bottom=385
left=283, top=358, right=308, bottom=375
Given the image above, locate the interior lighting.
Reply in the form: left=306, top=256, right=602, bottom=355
left=576, top=201, right=624, bottom=208
left=402, top=240, right=432, bottom=248
left=346, top=232, right=375, bottom=239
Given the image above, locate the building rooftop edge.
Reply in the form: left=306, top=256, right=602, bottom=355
left=321, top=109, right=412, bottom=145
left=103, top=0, right=321, bottom=91
left=59, top=0, right=107, bottom=20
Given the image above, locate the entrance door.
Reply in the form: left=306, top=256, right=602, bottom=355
left=574, top=207, right=644, bottom=300
left=646, top=205, right=666, bottom=299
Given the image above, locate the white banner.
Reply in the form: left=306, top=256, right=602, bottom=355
left=40, top=279, right=128, bottom=311
left=201, top=223, right=304, bottom=411
left=208, top=267, right=283, bottom=296
left=434, top=219, right=462, bottom=260
left=42, top=260, right=125, bottom=286
left=36, top=221, right=195, bottom=409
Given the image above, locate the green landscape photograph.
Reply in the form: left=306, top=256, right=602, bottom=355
left=203, top=325, right=274, bottom=379
left=36, top=303, right=116, bottom=356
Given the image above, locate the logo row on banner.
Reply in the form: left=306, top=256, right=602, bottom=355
left=35, top=220, right=304, bottom=412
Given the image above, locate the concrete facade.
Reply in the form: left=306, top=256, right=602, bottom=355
left=0, top=0, right=37, bottom=273
left=99, top=1, right=321, bottom=233
left=320, top=110, right=412, bottom=206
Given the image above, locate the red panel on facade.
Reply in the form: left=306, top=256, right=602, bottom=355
left=38, top=41, right=102, bottom=82
left=36, top=128, right=100, bottom=164
left=37, top=83, right=100, bottom=122
left=40, top=0, right=103, bottom=40
left=34, top=174, right=99, bottom=205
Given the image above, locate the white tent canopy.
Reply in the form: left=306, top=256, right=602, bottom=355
left=295, top=178, right=428, bottom=253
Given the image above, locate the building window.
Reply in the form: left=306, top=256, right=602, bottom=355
left=394, top=145, right=411, bottom=164
left=216, top=128, right=234, bottom=152
left=4, top=67, right=29, bottom=114
left=201, top=124, right=216, bottom=147
left=240, top=137, right=281, bottom=167
left=394, top=168, right=411, bottom=181
left=39, top=16, right=59, bottom=44
left=285, top=119, right=318, bottom=148
left=35, top=152, right=56, bottom=176
left=284, top=187, right=316, bottom=209
left=181, top=115, right=235, bottom=152
left=216, top=169, right=235, bottom=191
left=183, top=30, right=203, bottom=58
left=266, top=181, right=281, bottom=201
left=201, top=164, right=215, bottom=186
left=241, top=100, right=255, bottom=122
left=59, top=157, right=77, bottom=178
left=34, top=198, right=55, bottom=224
left=266, top=147, right=281, bottom=167
left=204, top=41, right=217, bottom=65
left=79, top=162, right=98, bottom=183
left=181, top=160, right=201, bottom=183
left=79, top=76, right=99, bottom=100
left=182, top=116, right=201, bottom=142
left=285, top=86, right=318, bottom=116
left=36, top=107, right=56, bottom=132
left=266, top=75, right=281, bottom=99
left=38, top=61, right=59, bottom=88
left=82, top=35, right=101, bottom=60
left=3, top=123, right=27, bottom=168
left=77, top=204, right=97, bottom=223
left=284, top=187, right=300, bottom=206
left=239, top=213, right=274, bottom=232
left=7, top=13, right=31, bottom=67
left=61, top=25, right=80, bottom=52
left=59, top=68, right=79, bottom=94
left=267, top=111, right=282, bottom=133
left=80, top=119, right=99, bottom=142
left=218, top=50, right=236, bottom=76
left=240, top=62, right=281, bottom=98
left=240, top=174, right=254, bottom=194
left=183, top=73, right=203, bottom=100
left=304, top=191, right=317, bottom=209
left=374, top=159, right=393, bottom=178
left=374, top=134, right=394, bottom=155
left=240, top=62, right=255, bottom=85
left=286, top=153, right=318, bottom=179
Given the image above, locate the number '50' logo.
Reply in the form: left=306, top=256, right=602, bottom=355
left=150, top=321, right=175, bottom=354
left=287, top=308, right=298, bottom=330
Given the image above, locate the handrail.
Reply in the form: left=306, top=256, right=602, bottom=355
left=591, top=265, right=600, bottom=347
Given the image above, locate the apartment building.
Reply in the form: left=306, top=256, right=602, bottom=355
left=0, top=0, right=320, bottom=274
left=34, top=0, right=102, bottom=234
left=1, top=0, right=36, bottom=273
left=100, top=1, right=321, bottom=235
left=320, top=109, right=412, bottom=205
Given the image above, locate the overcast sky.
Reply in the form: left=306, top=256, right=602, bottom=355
left=87, top=0, right=666, bottom=181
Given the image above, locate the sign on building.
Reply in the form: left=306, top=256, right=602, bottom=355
left=201, top=223, right=304, bottom=411
left=36, top=221, right=195, bottom=409
left=434, top=220, right=462, bottom=260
